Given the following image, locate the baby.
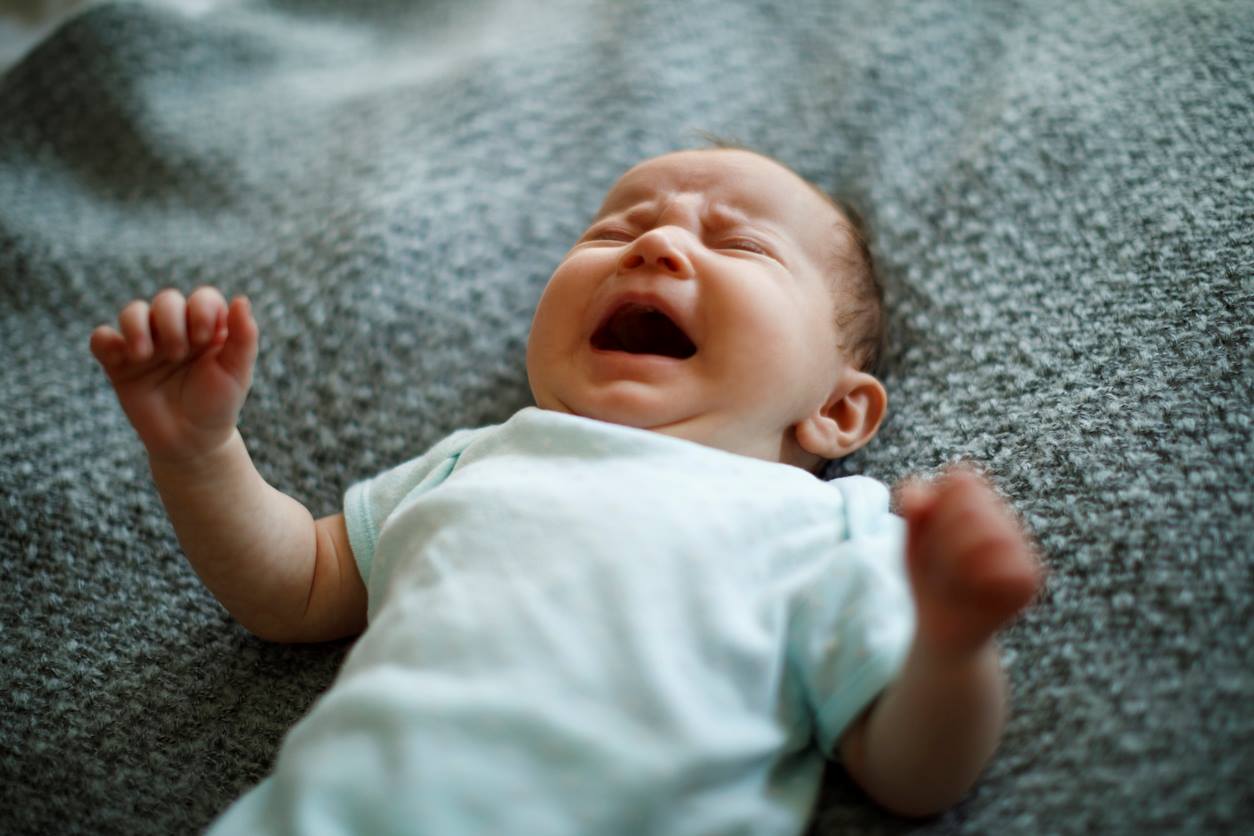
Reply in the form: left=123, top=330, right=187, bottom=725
left=90, top=148, right=1042, bottom=833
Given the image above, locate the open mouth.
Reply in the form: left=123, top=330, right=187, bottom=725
left=590, top=303, right=697, bottom=359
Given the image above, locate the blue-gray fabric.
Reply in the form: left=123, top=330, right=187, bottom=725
left=1, top=1, right=1250, bottom=833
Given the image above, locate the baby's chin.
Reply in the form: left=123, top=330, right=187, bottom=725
left=532, top=383, right=697, bottom=433
left=535, top=385, right=802, bottom=466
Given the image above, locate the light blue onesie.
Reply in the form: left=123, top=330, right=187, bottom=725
left=210, top=407, right=914, bottom=835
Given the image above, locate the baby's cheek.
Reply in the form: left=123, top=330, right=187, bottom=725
left=745, top=299, right=814, bottom=366
left=531, top=278, right=581, bottom=342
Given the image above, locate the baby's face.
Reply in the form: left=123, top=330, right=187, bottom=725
left=526, top=149, right=873, bottom=467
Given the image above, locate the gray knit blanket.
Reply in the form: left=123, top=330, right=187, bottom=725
left=2, top=1, right=1250, bottom=832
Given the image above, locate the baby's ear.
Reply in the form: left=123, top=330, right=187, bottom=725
left=793, top=369, right=888, bottom=460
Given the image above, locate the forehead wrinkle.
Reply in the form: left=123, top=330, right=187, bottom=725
left=592, top=152, right=835, bottom=256
left=594, top=155, right=725, bottom=219
left=596, top=193, right=770, bottom=233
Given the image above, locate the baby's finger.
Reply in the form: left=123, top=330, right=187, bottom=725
left=89, top=325, right=128, bottom=368
left=953, top=536, right=1043, bottom=622
left=150, top=288, right=189, bottom=361
left=934, top=464, right=993, bottom=498
left=906, top=476, right=998, bottom=570
left=942, top=516, right=1027, bottom=585
left=933, top=466, right=1004, bottom=517
left=928, top=492, right=1036, bottom=588
left=895, top=476, right=938, bottom=521
left=117, top=299, right=153, bottom=362
left=187, top=286, right=228, bottom=348
left=924, top=482, right=1012, bottom=558
left=216, top=296, right=258, bottom=386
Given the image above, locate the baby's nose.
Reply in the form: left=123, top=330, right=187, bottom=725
left=619, top=228, right=695, bottom=278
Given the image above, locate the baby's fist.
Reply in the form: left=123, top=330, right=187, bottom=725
left=90, top=287, right=258, bottom=462
left=897, top=466, right=1043, bottom=657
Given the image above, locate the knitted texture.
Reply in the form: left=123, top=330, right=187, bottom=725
left=1, top=1, right=1250, bottom=832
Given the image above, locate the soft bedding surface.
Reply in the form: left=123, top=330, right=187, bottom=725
left=1, top=1, right=1250, bottom=833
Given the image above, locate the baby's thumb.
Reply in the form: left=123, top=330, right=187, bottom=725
left=896, top=477, right=940, bottom=575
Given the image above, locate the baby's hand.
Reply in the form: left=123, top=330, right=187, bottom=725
left=89, top=287, right=258, bottom=462
left=897, top=466, right=1043, bottom=658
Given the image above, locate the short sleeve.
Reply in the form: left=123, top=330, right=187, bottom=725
left=789, top=476, right=915, bottom=756
left=343, top=426, right=485, bottom=586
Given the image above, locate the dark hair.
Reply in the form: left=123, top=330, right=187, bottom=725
left=692, top=133, right=886, bottom=377
left=822, top=194, right=885, bottom=377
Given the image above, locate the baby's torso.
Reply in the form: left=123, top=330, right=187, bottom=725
left=213, top=410, right=909, bottom=836
left=356, top=412, right=838, bottom=697
left=344, top=414, right=840, bottom=824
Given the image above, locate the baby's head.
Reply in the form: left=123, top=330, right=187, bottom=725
left=526, top=147, right=887, bottom=472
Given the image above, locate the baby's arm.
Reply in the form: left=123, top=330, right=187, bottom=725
left=90, top=287, right=366, bottom=643
left=838, top=468, right=1043, bottom=818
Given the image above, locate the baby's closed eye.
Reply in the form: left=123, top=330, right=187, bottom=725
left=587, top=227, right=637, bottom=242
left=717, top=238, right=769, bottom=255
